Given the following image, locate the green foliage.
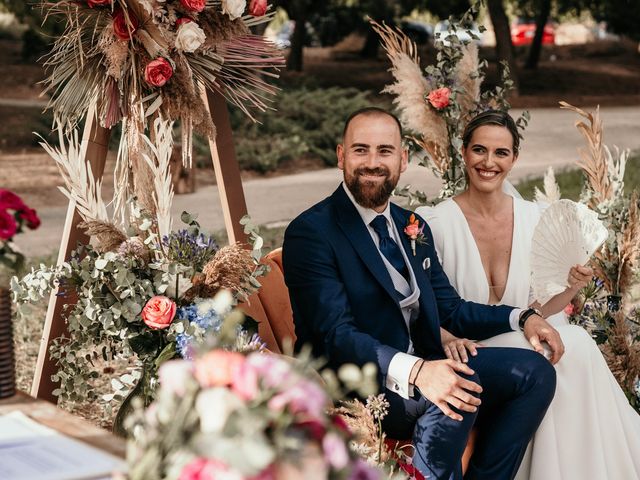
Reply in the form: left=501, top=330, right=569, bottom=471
left=197, top=86, right=376, bottom=173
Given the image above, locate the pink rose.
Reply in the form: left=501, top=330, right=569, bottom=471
left=0, top=210, right=17, bottom=240
left=144, top=58, right=173, bottom=87
left=564, top=303, right=576, bottom=316
left=404, top=223, right=420, bottom=238
left=194, top=350, right=245, bottom=388
left=248, top=0, right=268, bottom=16
left=427, top=87, right=451, bottom=110
left=268, top=378, right=329, bottom=419
left=141, top=296, right=176, bottom=329
left=180, top=0, right=206, bottom=12
left=19, top=207, right=40, bottom=230
left=0, top=189, right=26, bottom=212
left=322, top=432, right=349, bottom=470
left=231, top=359, right=259, bottom=401
left=113, top=8, right=139, bottom=41
left=179, top=458, right=236, bottom=480
left=87, top=0, right=111, bottom=7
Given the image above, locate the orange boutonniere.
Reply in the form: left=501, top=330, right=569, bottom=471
left=404, top=214, right=426, bottom=256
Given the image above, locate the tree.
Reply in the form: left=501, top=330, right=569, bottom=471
left=486, top=0, right=520, bottom=92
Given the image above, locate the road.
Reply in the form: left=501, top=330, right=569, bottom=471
left=14, top=105, right=640, bottom=257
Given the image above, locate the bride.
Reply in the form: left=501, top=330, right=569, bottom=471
left=416, top=110, right=640, bottom=479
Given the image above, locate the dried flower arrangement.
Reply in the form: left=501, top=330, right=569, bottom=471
left=11, top=118, right=268, bottom=418
left=40, top=0, right=284, bottom=220
left=552, top=102, right=640, bottom=412
left=373, top=1, right=529, bottom=200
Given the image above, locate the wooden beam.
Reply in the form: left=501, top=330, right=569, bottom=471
left=201, top=87, right=248, bottom=245
left=31, top=106, right=111, bottom=402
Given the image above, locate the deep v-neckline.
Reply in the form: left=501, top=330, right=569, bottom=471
left=450, top=197, right=517, bottom=305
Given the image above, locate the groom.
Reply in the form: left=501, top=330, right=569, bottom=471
left=283, top=107, right=563, bottom=480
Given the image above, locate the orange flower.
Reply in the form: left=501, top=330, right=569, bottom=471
left=404, top=214, right=421, bottom=239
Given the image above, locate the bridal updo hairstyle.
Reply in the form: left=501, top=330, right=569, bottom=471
left=462, top=109, right=521, bottom=155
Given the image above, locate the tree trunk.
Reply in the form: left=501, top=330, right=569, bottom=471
left=486, top=0, right=519, bottom=93
left=525, top=0, right=552, bottom=70
left=287, top=13, right=307, bottom=71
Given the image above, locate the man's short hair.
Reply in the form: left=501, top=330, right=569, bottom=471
left=342, top=107, right=403, bottom=140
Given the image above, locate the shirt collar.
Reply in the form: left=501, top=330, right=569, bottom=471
left=342, top=182, right=392, bottom=227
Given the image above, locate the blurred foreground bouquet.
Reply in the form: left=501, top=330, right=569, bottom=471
left=127, top=338, right=386, bottom=480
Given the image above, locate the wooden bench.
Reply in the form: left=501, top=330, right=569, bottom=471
left=239, top=248, right=475, bottom=474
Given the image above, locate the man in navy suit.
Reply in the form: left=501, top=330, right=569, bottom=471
left=283, top=107, right=562, bottom=480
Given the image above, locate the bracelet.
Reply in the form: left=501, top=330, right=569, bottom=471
left=411, top=360, right=426, bottom=385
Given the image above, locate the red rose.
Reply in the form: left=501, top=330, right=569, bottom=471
left=113, top=8, right=138, bottom=41
left=0, top=189, right=26, bottom=212
left=427, top=87, right=451, bottom=110
left=141, top=296, right=177, bottom=329
left=19, top=208, right=40, bottom=230
left=144, top=57, right=174, bottom=87
left=0, top=210, right=17, bottom=240
left=179, top=0, right=206, bottom=12
left=175, top=17, right=193, bottom=27
left=87, top=0, right=111, bottom=7
left=248, top=0, right=268, bottom=16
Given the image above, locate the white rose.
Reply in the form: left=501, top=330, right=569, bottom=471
left=196, top=387, right=243, bottom=433
left=221, top=0, right=246, bottom=19
left=175, top=21, right=206, bottom=53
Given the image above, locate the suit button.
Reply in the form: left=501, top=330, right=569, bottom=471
left=394, top=385, right=399, bottom=390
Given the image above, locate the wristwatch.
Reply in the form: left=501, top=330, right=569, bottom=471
left=518, top=307, right=543, bottom=330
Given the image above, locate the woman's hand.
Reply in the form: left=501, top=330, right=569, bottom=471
left=567, top=265, right=593, bottom=293
left=443, top=335, right=483, bottom=363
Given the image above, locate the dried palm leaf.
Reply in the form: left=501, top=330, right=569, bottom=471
left=38, top=117, right=108, bottom=223
left=600, top=311, right=640, bottom=392
left=141, top=117, right=175, bottom=239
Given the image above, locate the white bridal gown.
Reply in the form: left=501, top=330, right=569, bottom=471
left=417, top=197, right=640, bottom=480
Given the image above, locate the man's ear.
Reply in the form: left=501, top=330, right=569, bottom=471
left=336, top=144, right=345, bottom=170
left=400, top=147, right=409, bottom=173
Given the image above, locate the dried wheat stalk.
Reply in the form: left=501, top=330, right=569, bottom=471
left=618, top=191, right=640, bottom=297
left=534, top=166, right=561, bottom=204
left=600, top=310, right=640, bottom=393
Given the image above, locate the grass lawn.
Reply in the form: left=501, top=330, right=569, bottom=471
left=516, top=150, right=640, bottom=201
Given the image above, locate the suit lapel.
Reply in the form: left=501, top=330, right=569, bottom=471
left=332, top=186, right=400, bottom=303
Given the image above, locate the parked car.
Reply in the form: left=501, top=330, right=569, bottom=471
left=511, top=19, right=555, bottom=47
left=400, top=20, right=433, bottom=45
left=434, top=20, right=482, bottom=46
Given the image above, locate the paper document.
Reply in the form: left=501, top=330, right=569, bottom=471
left=0, top=411, right=127, bottom=480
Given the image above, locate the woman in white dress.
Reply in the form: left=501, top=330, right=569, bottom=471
left=416, top=110, right=640, bottom=480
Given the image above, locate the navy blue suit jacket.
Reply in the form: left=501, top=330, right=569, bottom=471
left=282, top=185, right=514, bottom=386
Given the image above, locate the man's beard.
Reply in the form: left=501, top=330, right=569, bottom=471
left=344, top=166, right=399, bottom=209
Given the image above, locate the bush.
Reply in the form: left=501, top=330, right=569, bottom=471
left=195, top=86, right=380, bottom=173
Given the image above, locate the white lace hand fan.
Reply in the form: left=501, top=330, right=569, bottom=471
left=531, top=199, right=608, bottom=303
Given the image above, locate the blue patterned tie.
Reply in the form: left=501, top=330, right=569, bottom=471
left=370, top=215, right=408, bottom=279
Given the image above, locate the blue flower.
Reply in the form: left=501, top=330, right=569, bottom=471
left=175, top=300, right=223, bottom=359
left=162, top=229, right=218, bottom=270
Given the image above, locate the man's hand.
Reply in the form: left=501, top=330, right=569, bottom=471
left=443, top=337, right=483, bottom=363
left=523, top=315, right=565, bottom=364
left=411, top=359, right=482, bottom=422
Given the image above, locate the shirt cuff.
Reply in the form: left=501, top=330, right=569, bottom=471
left=386, top=352, right=422, bottom=400
left=509, top=308, right=524, bottom=331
